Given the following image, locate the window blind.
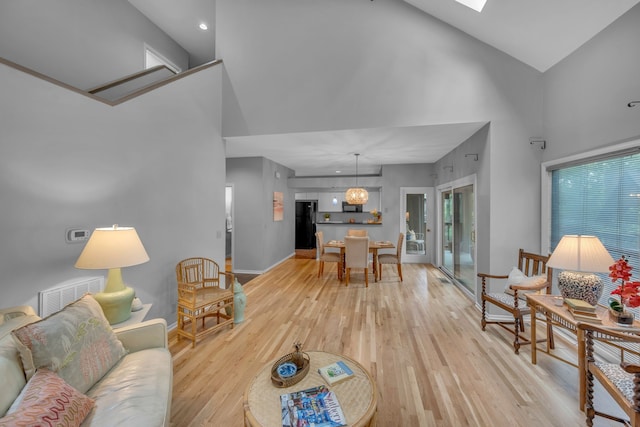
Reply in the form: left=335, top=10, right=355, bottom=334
left=551, top=153, right=640, bottom=311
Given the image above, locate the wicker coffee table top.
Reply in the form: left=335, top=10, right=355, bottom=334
left=243, top=351, right=377, bottom=427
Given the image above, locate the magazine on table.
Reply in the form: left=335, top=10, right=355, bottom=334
left=280, top=385, right=346, bottom=427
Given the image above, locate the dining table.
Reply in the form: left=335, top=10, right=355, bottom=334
left=324, top=239, right=395, bottom=282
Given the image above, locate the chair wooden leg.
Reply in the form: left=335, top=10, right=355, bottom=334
left=191, top=316, right=197, bottom=348
left=378, top=264, right=383, bottom=281
left=397, top=263, right=403, bottom=281
left=345, top=268, right=350, bottom=287
left=481, top=297, right=487, bottom=331
left=513, top=316, right=522, bottom=354
left=365, top=267, right=369, bottom=287
left=317, top=261, right=323, bottom=278
left=585, top=367, right=595, bottom=426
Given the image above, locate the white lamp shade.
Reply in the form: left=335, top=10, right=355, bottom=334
left=547, top=235, right=614, bottom=273
left=75, top=225, right=149, bottom=269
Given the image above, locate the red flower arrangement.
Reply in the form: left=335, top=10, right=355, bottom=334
left=609, top=256, right=640, bottom=310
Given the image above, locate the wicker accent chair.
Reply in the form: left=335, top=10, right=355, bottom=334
left=579, top=323, right=640, bottom=426
left=176, top=257, right=234, bottom=348
left=344, top=236, right=370, bottom=287
left=378, top=233, right=404, bottom=281
left=478, top=248, right=553, bottom=354
left=315, top=231, right=341, bottom=279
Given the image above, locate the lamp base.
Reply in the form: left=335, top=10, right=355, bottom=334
left=93, top=286, right=135, bottom=325
left=557, top=271, right=603, bottom=306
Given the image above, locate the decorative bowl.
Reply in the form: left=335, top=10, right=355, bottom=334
left=277, top=362, right=297, bottom=379
left=270, top=352, right=310, bottom=387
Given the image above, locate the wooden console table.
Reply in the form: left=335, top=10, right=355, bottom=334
left=243, top=351, right=377, bottom=427
left=526, top=294, right=640, bottom=410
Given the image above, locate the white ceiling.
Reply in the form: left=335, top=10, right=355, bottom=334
left=405, top=0, right=640, bottom=73
left=226, top=122, right=487, bottom=176
left=128, top=0, right=640, bottom=177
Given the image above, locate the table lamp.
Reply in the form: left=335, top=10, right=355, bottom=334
left=547, top=235, right=614, bottom=306
left=75, top=225, right=149, bottom=324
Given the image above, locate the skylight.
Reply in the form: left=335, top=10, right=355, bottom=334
left=455, top=0, right=487, bottom=12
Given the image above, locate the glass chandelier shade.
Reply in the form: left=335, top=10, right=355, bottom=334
left=345, top=153, right=368, bottom=205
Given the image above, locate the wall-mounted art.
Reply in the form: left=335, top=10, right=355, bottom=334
left=273, top=192, right=284, bottom=221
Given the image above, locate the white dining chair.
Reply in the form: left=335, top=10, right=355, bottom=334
left=344, top=236, right=370, bottom=287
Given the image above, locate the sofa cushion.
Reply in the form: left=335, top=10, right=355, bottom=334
left=11, top=294, right=126, bottom=394
left=0, top=368, right=94, bottom=427
left=83, top=347, right=172, bottom=426
left=0, top=313, right=40, bottom=416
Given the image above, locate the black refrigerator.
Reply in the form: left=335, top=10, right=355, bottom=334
left=295, top=201, right=317, bottom=249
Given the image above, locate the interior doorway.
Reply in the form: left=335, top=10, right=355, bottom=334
left=400, top=187, right=434, bottom=264
left=225, top=185, right=233, bottom=272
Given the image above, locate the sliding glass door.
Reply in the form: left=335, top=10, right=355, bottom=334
left=439, top=180, right=476, bottom=293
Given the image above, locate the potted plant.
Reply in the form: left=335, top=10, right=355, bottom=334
left=324, top=213, right=331, bottom=221
left=608, top=255, right=640, bottom=324
left=369, top=209, right=381, bottom=223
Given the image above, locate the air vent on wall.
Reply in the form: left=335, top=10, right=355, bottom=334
left=38, top=276, right=104, bottom=317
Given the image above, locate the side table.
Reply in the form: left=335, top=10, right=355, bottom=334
left=243, top=351, right=377, bottom=427
left=111, top=303, right=152, bottom=329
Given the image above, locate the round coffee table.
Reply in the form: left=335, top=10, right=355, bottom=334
left=243, top=351, right=377, bottom=426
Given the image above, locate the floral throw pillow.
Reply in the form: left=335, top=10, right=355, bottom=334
left=11, top=294, right=126, bottom=394
left=0, top=368, right=94, bottom=427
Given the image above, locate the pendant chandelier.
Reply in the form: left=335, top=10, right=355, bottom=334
left=345, top=153, right=368, bottom=205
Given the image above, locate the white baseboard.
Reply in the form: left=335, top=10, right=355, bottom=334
left=233, top=252, right=295, bottom=275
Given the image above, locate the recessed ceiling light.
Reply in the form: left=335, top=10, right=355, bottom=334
left=199, top=23, right=208, bottom=30
left=455, top=0, right=487, bottom=12
left=335, top=170, right=341, bottom=174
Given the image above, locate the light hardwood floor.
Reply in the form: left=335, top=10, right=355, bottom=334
left=169, top=258, right=623, bottom=426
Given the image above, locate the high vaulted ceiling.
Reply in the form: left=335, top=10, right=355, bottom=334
left=128, top=0, right=640, bottom=176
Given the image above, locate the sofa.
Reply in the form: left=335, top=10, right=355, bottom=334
left=0, top=295, right=172, bottom=426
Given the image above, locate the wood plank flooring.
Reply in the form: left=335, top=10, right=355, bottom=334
left=169, top=258, right=623, bottom=426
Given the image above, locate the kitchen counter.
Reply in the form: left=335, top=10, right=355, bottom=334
left=319, top=221, right=382, bottom=225
left=316, top=221, right=386, bottom=242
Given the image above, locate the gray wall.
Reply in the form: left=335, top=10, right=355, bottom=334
left=0, top=62, right=225, bottom=325
left=542, top=3, right=640, bottom=162
left=0, top=0, right=189, bottom=90
left=226, top=157, right=295, bottom=273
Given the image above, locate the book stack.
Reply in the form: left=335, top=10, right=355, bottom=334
left=318, top=361, right=354, bottom=386
left=564, top=298, right=602, bottom=324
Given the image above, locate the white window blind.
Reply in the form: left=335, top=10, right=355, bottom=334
left=551, top=153, right=640, bottom=309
